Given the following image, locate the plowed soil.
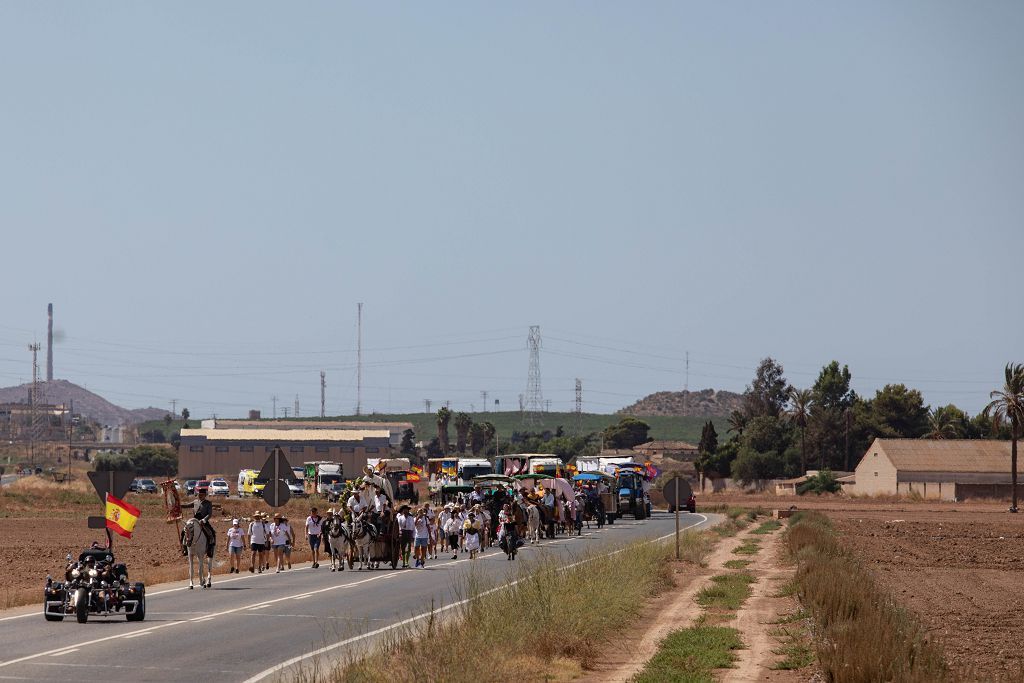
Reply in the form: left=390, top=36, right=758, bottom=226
left=827, top=507, right=1024, bottom=680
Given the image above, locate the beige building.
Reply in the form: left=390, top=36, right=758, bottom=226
left=634, top=440, right=699, bottom=461
left=178, top=428, right=391, bottom=480
left=852, top=438, right=1021, bottom=501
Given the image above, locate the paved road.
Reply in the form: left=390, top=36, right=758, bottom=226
left=0, top=511, right=720, bottom=682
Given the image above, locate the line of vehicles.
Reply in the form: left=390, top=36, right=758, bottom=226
left=125, top=455, right=693, bottom=518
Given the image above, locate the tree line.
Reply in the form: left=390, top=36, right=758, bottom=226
left=695, top=358, right=1023, bottom=487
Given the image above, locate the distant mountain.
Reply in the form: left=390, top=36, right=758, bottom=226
left=618, top=389, right=744, bottom=417
left=0, top=379, right=165, bottom=426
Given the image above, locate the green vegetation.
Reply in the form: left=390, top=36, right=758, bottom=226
left=333, top=540, right=673, bottom=682
left=751, top=519, right=782, bottom=534
left=723, top=559, right=751, bottom=570
left=786, top=512, right=950, bottom=682
left=634, top=626, right=743, bottom=683
left=696, top=573, right=756, bottom=611
left=771, top=629, right=815, bottom=670
left=797, top=469, right=840, bottom=495
left=732, top=538, right=761, bottom=555
left=95, top=445, right=177, bottom=476
left=694, top=357, right=1015, bottom=486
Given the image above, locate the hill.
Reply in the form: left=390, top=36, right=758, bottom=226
left=0, top=379, right=165, bottom=426
left=618, top=389, right=744, bottom=417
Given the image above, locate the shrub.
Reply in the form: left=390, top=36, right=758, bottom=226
left=785, top=513, right=950, bottom=682
left=796, top=469, right=840, bottom=495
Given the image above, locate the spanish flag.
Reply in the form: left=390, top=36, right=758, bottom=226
left=405, top=472, right=421, bottom=483
left=105, top=493, right=141, bottom=539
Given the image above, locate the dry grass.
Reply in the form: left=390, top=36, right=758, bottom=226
left=326, top=541, right=674, bottom=682
left=786, top=512, right=952, bottom=683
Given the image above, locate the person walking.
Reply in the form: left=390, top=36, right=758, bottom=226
left=463, top=512, right=482, bottom=559
left=423, top=503, right=438, bottom=560
left=248, top=512, right=269, bottom=574
left=270, top=513, right=293, bottom=572
left=305, top=507, right=324, bottom=569
left=413, top=507, right=430, bottom=568
left=225, top=518, right=246, bottom=573
left=396, top=504, right=414, bottom=568
left=443, top=512, right=460, bottom=560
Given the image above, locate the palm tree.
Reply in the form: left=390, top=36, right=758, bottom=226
left=726, top=410, right=748, bottom=437
left=984, top=363, right=1024, bottom=513
left=436, top=407, right=452, bottom=455
left=787, top=388, right=813, bottom=473
left=453, top=411, right=473, bottom=454
left=923, top=406, right=958, bottom=440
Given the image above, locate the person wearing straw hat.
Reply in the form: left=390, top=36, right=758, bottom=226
left=248, top=512, right=269, bottom=574
left=270, top=513, right=293, bottom=572
left=225, top=518, right=246, bottom=574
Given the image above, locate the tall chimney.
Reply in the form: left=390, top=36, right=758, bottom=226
left=47, top=303, right=53, bottom=382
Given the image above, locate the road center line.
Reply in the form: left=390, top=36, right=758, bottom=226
left=243, top=514, right=710, bottom=683
left=48, top=650, right=78, bottom=657
left=0, top=571, right=397, bottom=670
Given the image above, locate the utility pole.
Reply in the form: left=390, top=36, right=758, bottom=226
left=293, top=394, right=300, bottom=419
left=170, top=399, right=177, bottom=419
left=524, top=326, right=544, bottom=427
left=320, top=371, right=326, bottom=418
left=28, top=343, right=40, bottom=467
left=272, top=395, right=278, bottom=420
left=282, top=407, right=290, bottom=419
left=683, top=350, right=689, bottom=417
left=574, top=378, right=583, bottom=436
left=424, top=399, right=432, bottom=414
left=480, top=391, right=488, bottom=413
left=545, top=399, right=551, bottom=413
left=356, top=302, right=363, bottom=416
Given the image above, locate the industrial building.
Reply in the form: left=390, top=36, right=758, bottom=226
left=851, top=438, right=1022, bottom=501
left=199, top=419, right=414, bottom=448
left=177, top=427, right=391, bottom=479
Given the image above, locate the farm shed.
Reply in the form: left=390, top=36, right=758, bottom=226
left=852, top=438, right=1022, bottom=501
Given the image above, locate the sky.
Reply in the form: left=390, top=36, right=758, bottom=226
left=1, top=2, right=1021, bottom=421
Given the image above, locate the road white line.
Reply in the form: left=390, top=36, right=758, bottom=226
left=123, top=632, right=150, bottom=639
left=243, top=514, right=710, bottom=683
left=0, top=571, right=397, bottom=670
left=48, top=650, right=78, bottom=657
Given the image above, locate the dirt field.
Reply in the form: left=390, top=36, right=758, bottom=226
left=699, top=491, right=1024, bottom=680
left=0, top=476, right=323, bottom=609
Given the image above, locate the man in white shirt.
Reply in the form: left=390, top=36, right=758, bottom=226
left=247, top=512, right=269, bottom=574
left=305, top=507, right=324, bottom=569
left=269, top=514, right=294, bottom=572
left=347, top=488, right=367, bottom=518
left=396, top=505, right=414, bottom=568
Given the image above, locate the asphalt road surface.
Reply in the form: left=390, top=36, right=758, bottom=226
left=0, top=511, right=720, bottom=682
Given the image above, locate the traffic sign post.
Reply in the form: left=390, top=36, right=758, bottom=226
left=662, top=475, right=693, bottom=560
left=257, top=446, right=295, bottom=508
left=85, top=469, right=136, bottom=548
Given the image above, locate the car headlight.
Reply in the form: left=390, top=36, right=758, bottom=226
left=88, top=569, right=99, bottom=578
left=71, top=568, right=81, bottom=578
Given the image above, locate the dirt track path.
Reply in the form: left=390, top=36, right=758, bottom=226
left=596, top=530, right=755, bottom=682
left=722, top=527, right=793, bottom=682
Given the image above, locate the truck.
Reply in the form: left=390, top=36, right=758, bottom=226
left=303, top=461, right=344, bottom=496
left=456, top=458, right=493, bottom=485
left=237, top=469, right=266, bottom=498
left=614, top=463, right=653, bottom=520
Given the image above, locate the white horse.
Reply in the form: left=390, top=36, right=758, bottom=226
left=182, top=518, right=213, bottom=589
left=348, top=515, right=373, bottom=570
left=324, top=518, right=349, bottom=572
left=526, top=504, right=541, bottom=544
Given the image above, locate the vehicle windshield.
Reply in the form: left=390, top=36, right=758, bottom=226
left=141, top=480, right=156, bottom=485
left=460, top=466, right=492, bottom=479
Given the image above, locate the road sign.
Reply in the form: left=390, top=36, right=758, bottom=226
left=257, top=446, right=294, bottom=508
left=263, top=479, right=291, bottom=508
left=87, top=470, right=136, bottom=505
left=662, top=475, right=693, bottom=560
left=662, top=476, right=693, bottom=508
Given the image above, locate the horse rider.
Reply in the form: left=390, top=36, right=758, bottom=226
left=348, top=485, right=378, bottom=539
left=182, top=486, right=216, bottom=558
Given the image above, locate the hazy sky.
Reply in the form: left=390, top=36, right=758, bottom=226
left=1, top=3, right=1021, bottom=420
